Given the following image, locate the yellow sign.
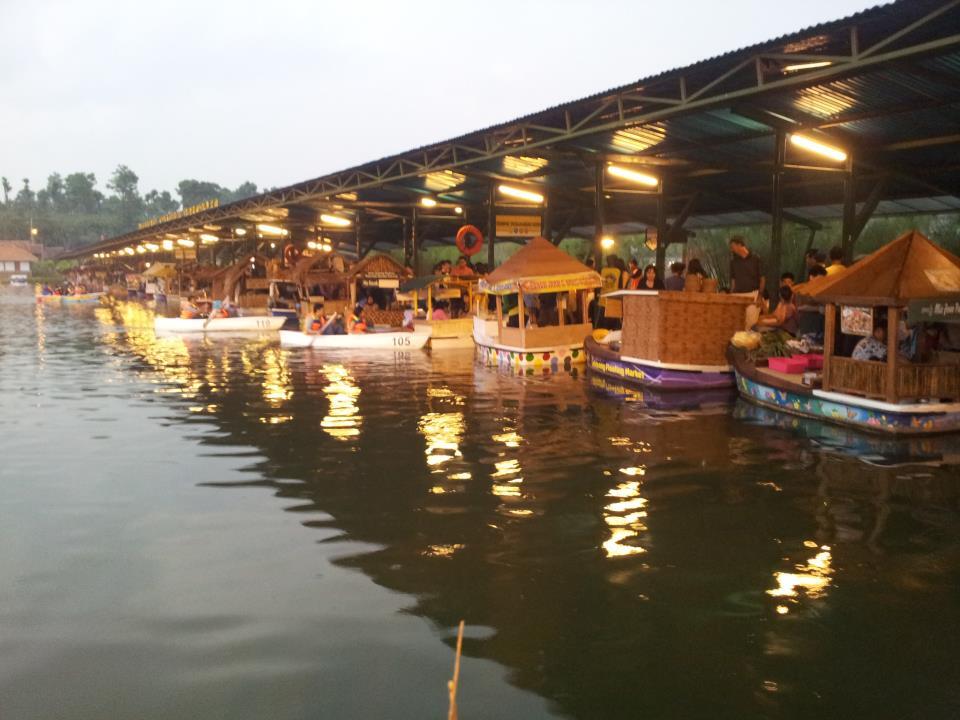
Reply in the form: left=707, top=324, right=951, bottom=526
left=496, top=214, right=541, bottom=238
left=138, top=198, right=220, bottom=230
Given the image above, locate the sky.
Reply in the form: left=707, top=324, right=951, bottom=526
left=1, top=0, right=884, bottom=198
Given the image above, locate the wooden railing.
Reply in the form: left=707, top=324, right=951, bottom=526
left=826, top=357, right=960, bottom=401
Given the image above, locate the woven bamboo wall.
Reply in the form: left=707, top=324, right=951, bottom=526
left=621, top=292, right=753, bottom=365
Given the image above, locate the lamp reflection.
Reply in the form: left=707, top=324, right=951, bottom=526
left=767, top=541, right=834, bottom=613
left=321, top=364, right=361, bottom=440
left=603, top=474, right=648, bottom=558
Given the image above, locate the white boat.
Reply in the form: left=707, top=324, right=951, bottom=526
left=279, top=328, right=431, bottom=350
left=154, top=315, right=286, bottom=333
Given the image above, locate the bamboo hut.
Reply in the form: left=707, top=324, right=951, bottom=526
left=475, top=237, right=601, bottom=370
left=806, top=231, right=960, bottom=403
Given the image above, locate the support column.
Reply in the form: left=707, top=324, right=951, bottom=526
left=541, top=191, right=552, bottom=242
left=411, top=207, right=419, bottom=276
left=594, top=161, right=605, bottom=268
left=841, top=154, right=856, bottom=265
left=655, top=179, right=668, bottom=279
left=355, top=209, right=362, bottom=258
left=769, top=130, right=787, bottom=307
left=487, top=183, right=497, bottom=269
left=402, top=217, right=410, bottom=266
left=823, top=303, right=836, bottom=391
left=886, top=306, right=899, bottom=402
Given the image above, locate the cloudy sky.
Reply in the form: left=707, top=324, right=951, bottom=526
left=2, top=0, right=881, bottom=197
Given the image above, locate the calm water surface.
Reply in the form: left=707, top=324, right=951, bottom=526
left=2, top=289, right=960, bottom=719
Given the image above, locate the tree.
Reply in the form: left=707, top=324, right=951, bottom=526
left=1, top=177, right=10, bottom=205
left=144, top=189, right=179, bottom=216
left=63, top=172, right=101, bottom=213
left=177, top=179, right=224, bottom=209
left=231, top=181, right=258, bottom=202
left=15, top=178, right=35, bottom=210
left=107, top=164, right=144, bottom=231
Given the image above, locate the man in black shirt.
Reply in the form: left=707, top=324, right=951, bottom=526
left=729, top=236, right=765, bottom=295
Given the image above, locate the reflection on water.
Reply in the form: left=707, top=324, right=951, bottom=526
left=4, top=295, right=960, bottom=720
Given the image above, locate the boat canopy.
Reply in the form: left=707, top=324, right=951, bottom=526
left=479, top=237, right=601, bottom=295
left=399, top=275, right=442, bottom=292
left=797, top=231, right=960, bottom=307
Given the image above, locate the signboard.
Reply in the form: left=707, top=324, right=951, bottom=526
left=496, top=214, right=541, bottom=238
left=175, top=247, right=197, bottom=261
left=840, top=305, right=873, bottom=336
left=908, top=298, right=960, bottom=324
left=138, top=198, right=220, bottom=230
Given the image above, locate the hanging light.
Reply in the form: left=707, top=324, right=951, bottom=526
left=320, top=213, right=352, bottom=227
left=607, top=164, right=659, bottom=187
left=454, top=206, right=463, bottom=215
left=307, top=240, right=318, bottom=250
left=144, top=242, right=160, bottom=252
left=600, top=236, right=616, bottom=250
left=136, top=246, right=147, bottom=254
left=420, top=197, right=438, bottom=208
left=789, top=134, right=847, bottom=162
left=321, top=242, right=332, bottom=253
left=177, top=238, right=195, bottom=248
left=162, top=239, right=174, bottom=251
left=498, top=184, right=544, bottom=203
left=783, top=60, right=832, bottom=73
left=199, top=233, right=219, bottom=243
left=256, top=223, right=289, bottom=237
left=234, top=227, right=248, bottom=237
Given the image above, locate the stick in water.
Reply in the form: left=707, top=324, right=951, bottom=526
left=447, top=620, right=465, bottom=720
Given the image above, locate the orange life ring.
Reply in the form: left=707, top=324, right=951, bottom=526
left=456, top=225, right=484, bottom=257
left=283, top=244, right=301, bottom=266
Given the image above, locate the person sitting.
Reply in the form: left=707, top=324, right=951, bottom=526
left=347, top=305, right=369, bottom=333
left=780, top=272, right=795, bottom=288
left=402, top=309, right=416, bottom=332
left=663, top=262, right=685, bottom=291
left=450, top=256, right=474, bottom=277
left=825, top=246, right=846, bottom=276
left=684, top=258, right=708, bottom=291
left=432, top=301, right=450, bottom=321
left=538, top=294, right=561, bottom=326
left=756, top=286, right=799, bottom=335
left=852, top=321, right=888, bottom=361
left=180, top=297, right=201, bottom=319
left=41, top=284, right=53, bottom=296
left=640, top=264, right=663, bottom=290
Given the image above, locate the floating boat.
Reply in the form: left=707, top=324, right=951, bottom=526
left=398, top=275, right=477, bottom=349
left=61, top=292, right=104, bottom=304
left=732, top=231, right=960, bottom=435
left=36, top=293, right=62, bottom=304
left=474, top=237, right=600, bottom=372
left=585, top=289, right=755, bottom=390
left=279, top=328, right=430, bottom=350
left=154, top=315, right=286, bottom=333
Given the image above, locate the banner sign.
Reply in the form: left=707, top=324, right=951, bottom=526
left=908, top=298, right=960, bottom=324
left=496, top=214, right=541, bottom=238
left=840, top=305, right=873, bottom=336
left=139, top=198, right=220, bottom=230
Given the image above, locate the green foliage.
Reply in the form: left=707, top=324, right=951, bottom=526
left=0, top=165, right=257, bottom=250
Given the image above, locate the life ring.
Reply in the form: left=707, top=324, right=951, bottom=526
left=456, top=225, right=484, bottom=256
left=283, top=244, right=302, bottom=266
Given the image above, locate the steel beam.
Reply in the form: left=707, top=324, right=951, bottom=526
left=487, top=183, right=497, bottom=268
left=769, top=130, right=787, bottom=305
left=594, top=161, right=605, bottom=267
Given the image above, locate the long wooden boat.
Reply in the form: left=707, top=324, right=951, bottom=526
left=731, top=347, right=960, bottom=435
left=36, top=294, right=62, bottom=304
left=279, top=329, right=430, bottom=350
left=585, top=289, right=756, bottom=390
left=154, top=315, right=286, bottom=333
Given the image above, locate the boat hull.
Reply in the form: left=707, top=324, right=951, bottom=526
left=584, top=336, right=733, bottom=390
left=472, top=317, right=584, bottom=372
left=731, top=351, right=960, bottom=435
left=154, top=316, right=286, bottom=333
left=279, top=329, right=430, bottom=350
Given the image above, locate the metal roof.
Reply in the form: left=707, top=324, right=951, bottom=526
left=71, top=0, right=960, bottom=260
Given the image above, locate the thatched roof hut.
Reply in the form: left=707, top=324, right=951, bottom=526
left=480, top=237, right=600, bottom=295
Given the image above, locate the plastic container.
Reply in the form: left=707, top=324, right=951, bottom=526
left=768, top=356, right=808, bottom=374
left=805, top=353, right=824, bottom=370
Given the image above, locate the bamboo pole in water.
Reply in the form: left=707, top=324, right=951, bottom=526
left=447, top=620, right=465, bottom=720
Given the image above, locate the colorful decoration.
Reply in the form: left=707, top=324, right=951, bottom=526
left=476, top=343, right=582, bottom=374
left=735, top=372, right=960, bottom=435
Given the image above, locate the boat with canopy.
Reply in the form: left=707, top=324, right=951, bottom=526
left=397, top=274, right=477, bottom=349
left=731, top=231, right=960, bottom=434
left=473, top=237, right=600, bottom=372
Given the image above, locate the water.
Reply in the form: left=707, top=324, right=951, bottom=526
left=2, top=290, right=960, bottom=719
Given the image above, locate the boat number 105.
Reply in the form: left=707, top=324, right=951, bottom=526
left=392, top=336, right=412, bottom=346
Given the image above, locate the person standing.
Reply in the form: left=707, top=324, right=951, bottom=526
left=728, top=236, right=765, bottom=295
left=663, top=262, right=685, bottom=291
